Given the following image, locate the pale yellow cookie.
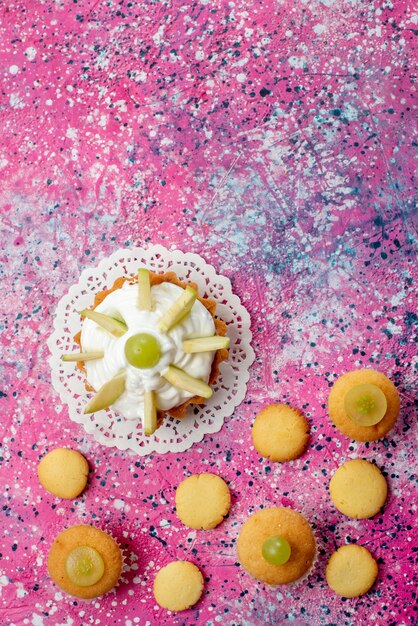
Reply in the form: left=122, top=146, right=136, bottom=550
left=326, top=544, right=378, bottom=597
left=48, top=525, right=122, bottom=599
left=237, top=507, right=316, bottom=585
left=329, top=459, right=387, bottom=519
left=251, top=404, right=310, bottom=462
left=38, top=448, right=89, bottom=499
left=328, top=369, right=400, bottom=441
left=153, top=561, right=203, bottom=611
left=175, top=473, right=231, bottom=530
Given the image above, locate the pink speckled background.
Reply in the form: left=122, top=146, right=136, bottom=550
left=1, top=1, right=417, bottom=625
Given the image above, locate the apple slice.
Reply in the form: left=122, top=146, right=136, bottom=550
left=182, top=336, right=230, bottom=353
left=61, top=351, right=104, bottom=362
left=80, top=309, right=127, bottom=337
left=138, top=268, right=152, bottom=311
left=84, top=371, right=126, bottom=414
left=157, top=286, right=197, bottom=333
left=162, top=365, right=213, bottom=399
left=143, top=390, right=157, bottom=435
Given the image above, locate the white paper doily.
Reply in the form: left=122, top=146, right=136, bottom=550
left=47, top=246, right=255, bottom=455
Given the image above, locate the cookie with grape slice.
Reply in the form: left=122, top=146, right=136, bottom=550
left=237, top=507, right=316, bottom=585
left=328, top=369, right=400, bottom=441
left=48, top=525, right=122, bottom=599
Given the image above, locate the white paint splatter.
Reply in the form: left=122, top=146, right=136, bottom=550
left=98, top=114, right=108, bottom=127
left=288, top=56, right=307, bottom=69
left=25, top=47, right=37, bottom=61
left=0, top=574, right=9, bottom=593
left=153, top=24, right=165, bottom=46
left=135, top=70, right=147, bottom=83
left=386, top=321, right=403, bottom=335
left=9, top=94, right=25, bottom=109
left=16, top=582, right=27, bottom=598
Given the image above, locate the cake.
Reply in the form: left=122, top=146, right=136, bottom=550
left=61, top=269, right=229, bottom=435
left=48, top=525, right=123, bottom=599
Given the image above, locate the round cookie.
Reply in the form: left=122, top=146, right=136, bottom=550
left=38, top=448, right=89, bottom=499
left=252, top=404, right=310, bottom=462
left=326, top=544, right=378, bottom=597
left=328, top=369, right=400, bottom=441
left=175, top=473, right=231, bottom=530
left=329, top=459, right=387, bottom=519
left=48, top=525, right=122, bottom=599
left=153, top=561, right=203, bottom=611
left=237, top=507, right=316, bottom=585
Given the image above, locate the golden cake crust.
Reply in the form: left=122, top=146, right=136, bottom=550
left=328, top=369, right=400, bottom=441
left=74, top=271, right=228, bottom=420
left=48, top=525, right=122, bottom=599
left=237, top=507, right=316, bottom=585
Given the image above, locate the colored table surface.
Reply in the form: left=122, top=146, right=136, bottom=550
left=1, top=1, right=417, bottom=625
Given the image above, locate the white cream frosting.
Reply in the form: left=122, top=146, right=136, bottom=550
left=80, top=281, right=216, bottom=420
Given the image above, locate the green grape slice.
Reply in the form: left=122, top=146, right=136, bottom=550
left=344, top=383, right=387, bottom=426
left=65, top=546, right=105, bottom=587
left=262, top=535, right=291, bottom=565
left=124, top=333, right=161, bottom=369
